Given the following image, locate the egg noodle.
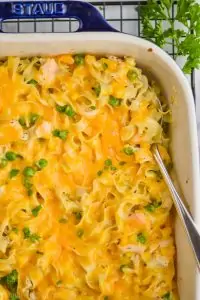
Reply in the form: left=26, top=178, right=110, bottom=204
left=0, top=54, right=177, bottom=300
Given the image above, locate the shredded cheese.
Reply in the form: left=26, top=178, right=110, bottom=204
left=0, top=54, right=177, bottom=300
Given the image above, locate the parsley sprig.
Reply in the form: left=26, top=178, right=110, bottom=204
left=140, top=0, right=200, bottom=73
left=0, top=269, right=20, bottom=299
left=23, top=227, right=40, bottom=243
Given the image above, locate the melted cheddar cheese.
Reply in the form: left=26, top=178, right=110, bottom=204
left=0, top=55, right=177, bottom=300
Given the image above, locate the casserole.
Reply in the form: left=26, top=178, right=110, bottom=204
left=0, top=1, right=200, bottom=299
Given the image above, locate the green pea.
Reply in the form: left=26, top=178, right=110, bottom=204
left=137, top=233, right=146, bottom=244
left=9, top=169, right=20, bottom=179
left=74, top=54, right=85, bottom=65
left=64, top=105, right=76, bottom=117
left=36, top=158, right=48, bottom=170
left=5, top=152, right=17, bottom=161
left=123, top=147, right=134, bottom=156
left=23, top=167, right=36, bottom=177
left=23, top=177, right=33, bottom=189
left=0, top=158, right=8, bottom=168
left=104, top=159, right=112, bottom=167
left=52, top=129, right=68, bottom=140
left=108, top=96, right=121, bottom=107
left=127, top=70, right=137, bottom=81
left=145, top=200, right=162, bottom=213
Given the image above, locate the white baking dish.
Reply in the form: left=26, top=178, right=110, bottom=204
left=0, top=13, right=200, bottom=300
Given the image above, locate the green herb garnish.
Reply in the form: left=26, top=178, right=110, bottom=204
left=140, top=0, right=200, bottom=73
left=74, top=54, right=85, bottom=65
left=18, top=113, right=39, bottom=129
left=9, top=293, right=19, bottom=300
left=27, top=79, right=38, bottom=85
left=23, top=227, right=31, bottom=239
left=56, top=104, right=76, bottom=117
left=32, top=205, right=42, bottom=217
left=0, top=269, right=18, bottom=293
left=9, top=169, right=20, bottom=179
left=92, top=84, right=101, bottom=97
left=18, top=116, right=26, bottom=128
left=108, top=96, right=122, bottom=107
left=137, top=232, right=146, bottom=244
left=162, top=292, right=171, bottom=300
left=29, top=113, right=39, bottom=127
left=29, top=233, right=40, bottom=243
left=56, top=104, right=65, bottom=113
left=23, top=227, right=40, bottom=243
left=52, top=129, right=69, bottom=140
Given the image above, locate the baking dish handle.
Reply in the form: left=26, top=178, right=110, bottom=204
left=0, top=1, right=117, bottom=32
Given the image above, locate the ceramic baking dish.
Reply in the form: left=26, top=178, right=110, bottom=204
left=0, top=1, right=200, bottom=299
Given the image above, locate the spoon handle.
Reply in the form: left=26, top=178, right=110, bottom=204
left=153, top=145, right=200, bottom=270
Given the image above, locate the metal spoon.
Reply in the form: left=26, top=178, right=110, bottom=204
left=152, top=99, right=200, bottom=270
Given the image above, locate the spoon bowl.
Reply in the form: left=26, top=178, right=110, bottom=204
left=152, top=98, right=200, bottom=270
